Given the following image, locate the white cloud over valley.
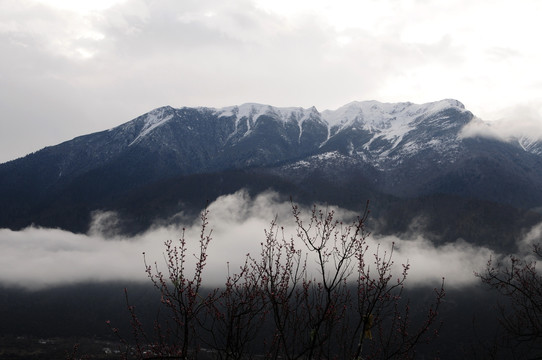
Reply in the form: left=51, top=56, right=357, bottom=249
left=0, top=191, right=503, bottom=290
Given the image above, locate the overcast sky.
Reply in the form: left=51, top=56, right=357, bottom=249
left=2, top=0, right=542, bottom=162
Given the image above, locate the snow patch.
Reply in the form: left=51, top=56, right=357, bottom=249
left=129, top=108, right=174, bottom=146
left=217, top=104, right=317, bottom=124
left=518, top=136, right=542, bottom=155
left=216, top=104, right=320, bottom=139
left=315, top=151, right=342, bottom=161
left=217, top=104, right=270, bottom=126
left=287, top=159, right=311, bottom=170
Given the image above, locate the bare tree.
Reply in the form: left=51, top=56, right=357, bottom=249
left=202, top=259, right=267, bottom=359
left=110, top=209, right=218, bottom=359
left=111, top=201, right=445, bottom=359
left=251, top=202, right=445, bottom=360
left=477, top=243, right=542, bottom=358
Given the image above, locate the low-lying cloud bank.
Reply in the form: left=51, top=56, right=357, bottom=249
left=0, top=190, right=521, bottom=290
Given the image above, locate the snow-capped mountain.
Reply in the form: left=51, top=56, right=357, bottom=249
left=319, top=99, right=470, bottom=168
left=1, top=99, right=542, bottom=247
left=84, top=98, right=476, bottom=174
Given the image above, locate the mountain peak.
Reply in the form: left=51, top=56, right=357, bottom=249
left=128, top=106, right=175, bottom=146
left=320, top=99, right=466, bottom=131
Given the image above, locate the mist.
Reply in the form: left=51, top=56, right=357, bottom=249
left=0, top=190, right=513, bottom=290
left=460, top=101, right=542, bottom=142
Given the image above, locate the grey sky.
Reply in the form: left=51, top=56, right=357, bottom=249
left=2, top=0, right=542, bottom=162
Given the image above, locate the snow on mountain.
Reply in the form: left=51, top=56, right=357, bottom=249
left=280, top=151, right=350, bottom=172
left=105, top=99, right=475, bottom=172
left=213, top=103, right=325, bottom=145
left=313, top=99, right=470, bottom=169
left=214, top=99, right=466, bottom=136
left=518, top=136, right=542, bottom=156
left=217, top=103, right=318, bottom=123
left=321, top=98, right=466, bottom=133
left=129, top=107, right=175, bottom=146
left=216, top=103, right=320, bottom=132
left=217, top=103, right=269, bottom=130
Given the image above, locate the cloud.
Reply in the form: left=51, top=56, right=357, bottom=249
left=371, top=235, right=494, bottom=288
left=0, top=226, right=146, bottom=289
left=460, top=102, right=542, bottom=142
left=0, top=189, right=508, bottom=291
left=516, top=222, right=542, bottom=256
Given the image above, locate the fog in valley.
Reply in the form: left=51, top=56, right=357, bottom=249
left=1, top=190, right=531, bottom=291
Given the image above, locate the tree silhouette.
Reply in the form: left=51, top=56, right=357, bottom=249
left=477, top=243, right=542, bottom=358
left=110, top=202, right=445, bottom=359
